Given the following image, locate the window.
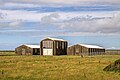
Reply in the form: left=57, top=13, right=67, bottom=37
left=65, top=42, right=67, bottom=48
left=43, top=41, right=53, bottom=48
left=56, top=41, right=58, bottom=49
left=62, top=42, right=64, bottom=49
left=59, top=42, right=62, bottom=49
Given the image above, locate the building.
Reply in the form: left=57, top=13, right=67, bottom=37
left=15, top=44, right=40, bottom=55
left=67, top=44, right=105, bottom=56
left=105, top=49, right=120, bottom=55
left=40, top=37, right=68, bottom=55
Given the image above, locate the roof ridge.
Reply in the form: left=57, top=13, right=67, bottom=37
left=71, top=43, right=104, bottom=49
left=43, top=37, right=67, bottom=41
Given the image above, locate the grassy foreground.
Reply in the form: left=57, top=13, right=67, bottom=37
left=0, top=52, right=120, bottom=80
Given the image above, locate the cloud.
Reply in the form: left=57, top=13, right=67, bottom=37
left=0, top=10, right=53, bottom=22
left=0, top=1, right=4, bottom=5
left=0, top=13, right=22, bottom=28
left=0, top=8, right=120, bottom=35
left=0, top=12, right=7, bottom=19
left=0, top=12, right=22, bottom=28
left=40, top=12, right=120, bottom=34
left=2, top=0, right=120, bottom=5
left=41, top=13, right=60, bottom=24
left=3, top=3, right=39, bottom=8
left=9, top=20, right=22, bottom=27
left=0, top=20, right=22, bottom=28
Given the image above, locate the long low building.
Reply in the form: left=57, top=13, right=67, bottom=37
left=67, top=44, right=105, bottom=56
left=105, top=49, right=120, bottom=55
left=15, top=44, right=40, bottom=55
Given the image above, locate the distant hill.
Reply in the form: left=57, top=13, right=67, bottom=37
left=103, top=59, right=120, bottom=72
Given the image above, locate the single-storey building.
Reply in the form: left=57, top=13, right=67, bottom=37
left=105, top=49, right=120, bottom=55
left=67, top=44, right=105, bottom=56
left=40, top=37, right=68, bottom=56
left=15, top=44, right=40, bottom=55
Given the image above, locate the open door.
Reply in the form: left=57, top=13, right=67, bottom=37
left=33, top=48, right=40, bottom=55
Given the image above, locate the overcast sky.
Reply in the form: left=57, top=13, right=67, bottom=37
left=0, top=0, right=120, bottom=50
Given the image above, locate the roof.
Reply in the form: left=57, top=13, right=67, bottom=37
left=78, top=44, right=104, bottom=49
left=42, top=37, right=67, bottom=41
left=23, top=44, right=40, bottom=48
left=69, top=43, right=104, bottom=49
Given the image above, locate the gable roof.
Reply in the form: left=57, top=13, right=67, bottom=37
left=24, top=44, right=40, bottom=48
left=78, top=43, right=104, bottom=49
left=43, top=37, right=67, bottom=41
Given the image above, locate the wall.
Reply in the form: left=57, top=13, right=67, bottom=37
left=105, top=50, right=120, bottom=55
left=54, top=41, right=68, bottom=55
left=40, top=39, right=68, bottom=55
left=15, top=45, right=32, bottom=55
left=67, top=44, right=105, bottom=56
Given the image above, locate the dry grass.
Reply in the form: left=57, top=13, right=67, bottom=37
left=0, top=52, right=120, bottom=80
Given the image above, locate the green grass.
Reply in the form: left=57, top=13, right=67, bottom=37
left=0, top=52, right=120, bottom=80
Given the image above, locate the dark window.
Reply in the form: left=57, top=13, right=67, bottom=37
left=43, top=41, right=53, bottom=48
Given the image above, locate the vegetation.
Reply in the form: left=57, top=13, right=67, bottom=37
left=103, top=59, right=120, bottom=72
left=0, top=52, right=120, bottom=80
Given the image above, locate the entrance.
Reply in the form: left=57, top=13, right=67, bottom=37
left=43, top=49, right=53, bottom=55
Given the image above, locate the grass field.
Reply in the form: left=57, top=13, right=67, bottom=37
left=0, top=52, right=120, bottom=80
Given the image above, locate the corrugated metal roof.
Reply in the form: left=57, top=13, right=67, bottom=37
left=24, top=44, right=40, bottom=48
left=43, top=37, right=67, bottom=41
left=78, top=44, right=104, bottom=49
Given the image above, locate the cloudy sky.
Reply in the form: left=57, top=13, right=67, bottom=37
left=0, top=0, right=120, bottom=50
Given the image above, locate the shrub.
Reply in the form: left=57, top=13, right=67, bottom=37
left=103, top=59, right=120, bottom=72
